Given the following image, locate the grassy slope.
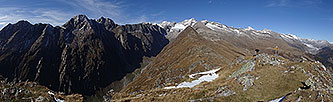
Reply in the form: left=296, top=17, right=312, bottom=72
left=111, top=53, right=332, bottom=102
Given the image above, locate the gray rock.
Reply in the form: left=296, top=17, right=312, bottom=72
left=237, top=74, right=256, bottom=91
left=219, top=90, right=236, bottom=97
left=229, top=60, right=255, bottom=79
left=35, top=96, right=44, bottom=102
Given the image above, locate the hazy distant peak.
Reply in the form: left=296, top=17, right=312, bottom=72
left=245, top=26, right=255, bottom=31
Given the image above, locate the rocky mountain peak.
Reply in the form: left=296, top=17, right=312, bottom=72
left=62, top=14, right=92, bottom=29
left=14, top=20, right=32, bottom=27
left=158, top=21, right=176, bottom=29
left=176, top=26, right=198, bottom=39
left=180, top=18, right=197, bottom=27
left=73, top=14, right=89, bottom=22
left=97, top=16, right=117, bottom=30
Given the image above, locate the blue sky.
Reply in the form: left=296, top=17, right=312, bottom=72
left=0, top=0, right=332, bottom=42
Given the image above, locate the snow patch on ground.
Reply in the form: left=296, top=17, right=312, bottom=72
left=189, top=68, right=221, bottom=78
left=48, top=91, right=64, bottom=102
left=269, top=97, right=283, bottom=102
left=164, top=68, right=221, bottom=89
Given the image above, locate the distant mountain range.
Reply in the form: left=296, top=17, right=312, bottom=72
left=0, top=15, right=332, bottom=101
left=158, top=18, right=330, bottom=54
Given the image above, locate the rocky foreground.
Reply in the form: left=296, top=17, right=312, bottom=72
left=0, top=77, right=83, bottom=102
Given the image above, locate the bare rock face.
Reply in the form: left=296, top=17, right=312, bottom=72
left=0, top=15, right=169, bottom=95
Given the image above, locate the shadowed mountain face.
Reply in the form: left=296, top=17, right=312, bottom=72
left=314, top=46, right=333, bottom=70
left=0, top=15, right=169, bottom=95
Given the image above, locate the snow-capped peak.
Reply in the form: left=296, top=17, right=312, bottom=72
left=205, top=21, right=228, bottom=30
left=287, top=33, right=299, bottom=40
left=157, top=21, right=175, bottom=28
left=160, top=18, right=198, bottom=40
left=245, top=26, right=255, bottom=31
left=200, top=20, right=209, bottom=24
left=180, top=18, right=197, bottom=27
left=167, top=18, right=197, bottom=30
left=280, top=33, right=299, bottom=40
left=256, top=28, right=273, bottom=34
left=160, top=21, right=171, bottom=26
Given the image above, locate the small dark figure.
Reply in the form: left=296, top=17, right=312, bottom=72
left=253, top=49, right=260, bottom=57
left=253, top=49, right=260, bottom=60
left=300, top=82, right=311, bottom=89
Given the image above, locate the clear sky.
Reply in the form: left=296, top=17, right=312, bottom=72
left=0, top=0, right=332, bottom=42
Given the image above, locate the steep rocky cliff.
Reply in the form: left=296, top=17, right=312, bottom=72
left=0, top=15, right=169, bottom=95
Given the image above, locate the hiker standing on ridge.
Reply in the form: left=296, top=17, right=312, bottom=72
left=274, top=46, right=279, bottom=56
left=253, top=49, right=260, bottom=60
left=254, top=49, right=259, bottom=57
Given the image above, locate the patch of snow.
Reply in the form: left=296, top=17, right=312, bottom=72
left=320, top=64, right=327, bottom=71
left=251, top=31, right=271, bottom=37
left=48, top=91, right=64, bottom=102
left=200, top=20, right=209, bottom=24
left=158, top=21, right=175, bottom=28
left=269, top=97, right=283, bottom=102
left=55, top=99, right=65, bottom=102
left=189, top=68, right=221, bottom=78
left=181, top=18, right=197, bottom=27
left=259, top=28, right=273, bottom=34
left=48, top=91, right=54, bottom=95
left=205, top=23, right=223, bottom=31
left=172, top=23, right=186, bottom=30
left=164, top=68, right=221, bottom=89
left=304, top=43, right=319, bottom=50
left=232, top=29, right=240, bottom=34
left=204, top=22, right=229, bottom=31
left=168, top=18, right=197, bottom=33
left=287, top=34, right=299, bottom=40
left=280, top=33, right=300, bottom=40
